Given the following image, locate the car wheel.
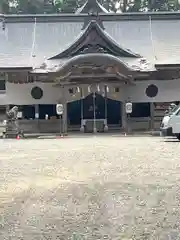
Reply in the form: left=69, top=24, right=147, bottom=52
left=175, top=134, right=180, bottom=140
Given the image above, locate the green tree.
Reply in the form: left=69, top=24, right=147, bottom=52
left=0, top=0, right=180, bottom=14
left=127, top=0, right=180, bottom=11
left=54, top=0, right=180, bottom=12
left=15, top=0, right=42, bottom=13
left=0, top=0, right=10, bottom=13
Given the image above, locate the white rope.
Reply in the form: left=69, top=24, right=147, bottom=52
left=30, top=17, right=37, bottom=66
left=149, top=16, right=157, bottom=61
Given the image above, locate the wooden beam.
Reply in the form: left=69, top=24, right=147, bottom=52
left=69, top=73, right=123, bottom=79
left=0, top=67, right=32, bottom=72
left=55, top=73, right=129, bottom=82
left=53, top=74, right=136, bottom=86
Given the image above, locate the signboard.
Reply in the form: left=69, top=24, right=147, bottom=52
left=125, top=102, right=132, bottom=114
left=56, top=104, right=63, bottom=115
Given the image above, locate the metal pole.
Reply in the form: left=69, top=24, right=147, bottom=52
left=80, top=87, right=84, bottom=132
left=61, top=85, right=64, bottom=136
left=105, top=86, right=107, bottom=120
left=150, top=102, right=154, bottom=130
left=61, top=85, right=67, bottom=136
left=124, top=102, right=128, bottom=136
left=81, top=88, right=83, bottom=120
left=35, top=104, right=39, bottom=132
left=127, top=113, right=130, bottom=134
left=93, top=91, right=97, bottom=133
left=104, top=85, right=108, bottom=132
left=59, top=114, right=62, bottom=136
left=61, top=115, right=63, bottom=136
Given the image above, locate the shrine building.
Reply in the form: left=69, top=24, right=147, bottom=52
left=0, top=0, right=179, bottom=133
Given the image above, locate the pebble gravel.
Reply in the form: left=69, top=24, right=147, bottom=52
left=0, top=135, right=180, bottom=239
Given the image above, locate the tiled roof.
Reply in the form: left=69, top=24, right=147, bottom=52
left=0, top=21, right=82, bottom=68
left=104, top=19, right=180, bottom=64
left=0, top=13, right=180, bottom=68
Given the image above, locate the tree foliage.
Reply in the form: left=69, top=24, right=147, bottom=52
left=0, top=0, right=180, bottom=14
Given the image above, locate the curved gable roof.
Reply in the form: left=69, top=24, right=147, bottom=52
left=54, top=53, right=134, bottom=72
left=49, top=20, right=141, bottom=59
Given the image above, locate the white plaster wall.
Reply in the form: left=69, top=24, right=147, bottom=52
left=126, top=79, right=180, bottom=102
left=0, top=82, right=125, bottom=105
left=4, top=82, right=61, bottom=105
left=1, top=79, right=180, bottom=105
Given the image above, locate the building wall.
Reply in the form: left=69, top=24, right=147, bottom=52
left=2, top=82, right=125, bottom=105
left=5, top=82, right=60, bottom=105
left=126, top=79, right=180, bottom=102
left=0, top=79, right=180, bottom=105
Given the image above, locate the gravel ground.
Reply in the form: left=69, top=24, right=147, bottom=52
left=0, top=136, right=180, bottom=240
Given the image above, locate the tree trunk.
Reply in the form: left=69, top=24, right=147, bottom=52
left=122, top=0, right=127, bottom=12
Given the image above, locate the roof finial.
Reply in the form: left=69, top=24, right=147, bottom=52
left=75, top=0, right=109, bottom=14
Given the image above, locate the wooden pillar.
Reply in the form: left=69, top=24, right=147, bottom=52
left=93, top=91, right=97, bottom=133
left=63, top=102, right=68, bottom=134
left=150, top=102, right=155, bottom=130
left=61, top=85, right=68, bottom=135
left=6, top=105, right=10, bottom=112
left=35, top=104, right=39, bottom=132
left=80, top=87, right=84, bottom=132
left=104, top=85, right=108, bottom=132
left=121, top=101, right=127, bottom=131
left=34, top=105, right=39, bottom=119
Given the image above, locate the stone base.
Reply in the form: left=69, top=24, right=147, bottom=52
left=4, top=120, right=23, bottom=139
left=93, top=127, right=97, bottom=133
left=4, top=132, right=18, bottom=139
left=104, top=125, right=108, bottom=132
left=80, top=126, right=85, bottom=132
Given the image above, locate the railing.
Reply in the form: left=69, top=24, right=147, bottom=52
left=18, top=119, right=62, bottom=133
left=129, top=117, right=151, bottom=130
left=16, top=117, right=153, bottom=134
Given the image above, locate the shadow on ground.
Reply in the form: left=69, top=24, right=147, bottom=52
left=164, top=137, right=180, bottom=142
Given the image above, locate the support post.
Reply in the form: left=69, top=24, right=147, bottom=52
left=61, top=85, right=68, bottom=135
left=35, top=104, right=39, bottom=118
left=127, top=113, right=131, bottom=134
left=121, top=101, right=127, bottom=132
left=93, top=91, right=97, bottom=133
left=150, top=102, right=155, bottom=130
left=80, top=87, right=84, bottom=132
left=35, top=104, right=39, bottom=132
left=6, top=105, right=10, bottom=113
left=59, top=114, right=61, bottom=136
left=62, top=102, right=67, bottom=135
left=104, top=85, right=108, bottom=132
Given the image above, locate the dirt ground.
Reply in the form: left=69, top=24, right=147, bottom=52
left=0, top=136, right=180, bottom=239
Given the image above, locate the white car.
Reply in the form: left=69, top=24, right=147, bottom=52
left=160, top=105, right=180, bottom=140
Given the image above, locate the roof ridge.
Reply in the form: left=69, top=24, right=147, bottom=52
left=4, top=12, right=180, bottom=23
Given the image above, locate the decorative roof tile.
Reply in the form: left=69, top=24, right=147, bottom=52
left=76, top=0, right=109, bottom=14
